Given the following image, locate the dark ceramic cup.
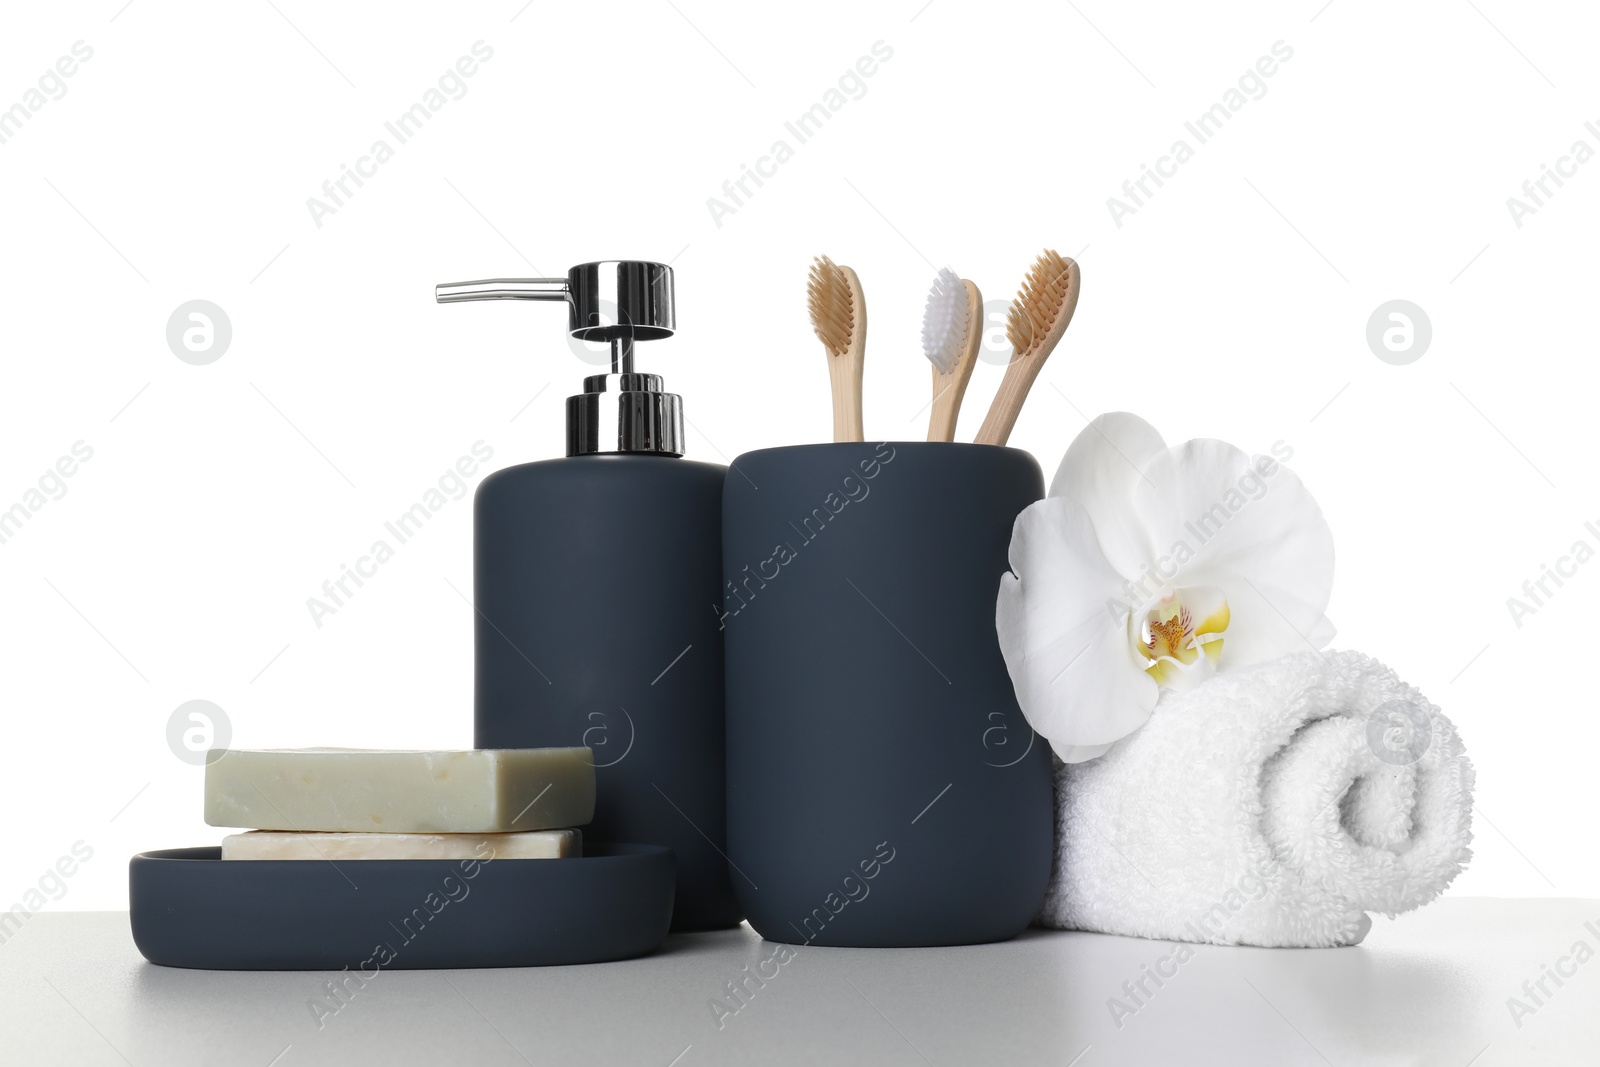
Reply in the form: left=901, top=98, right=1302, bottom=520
left=722, top=442, right=1054, bottom=947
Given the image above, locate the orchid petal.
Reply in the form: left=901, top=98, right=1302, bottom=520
left=1048, top=412, right=1168, bottom=580
left=997, top=496, right=1159, bottom=758
left=1127, top=440, right=1334, bottom=665
left=1216, top=578, right=1337, bottom=663
left=1054, top=741, right=1115, bottom=763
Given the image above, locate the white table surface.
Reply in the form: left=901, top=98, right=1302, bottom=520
left=2, top=899, right=1595, bottom=1066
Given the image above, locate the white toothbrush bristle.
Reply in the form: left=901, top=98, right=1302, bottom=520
left=921, top=267, right=967, bottom=375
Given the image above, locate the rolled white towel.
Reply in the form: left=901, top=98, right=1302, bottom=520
left=1040, top=650, right=1474, bottom=948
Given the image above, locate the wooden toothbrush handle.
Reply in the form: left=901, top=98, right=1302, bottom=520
left=927, top=280, right=983, bottom=442
left=828, top=350, right=864, bottom=442
left=926, top=367, right=960, bottom=443
left=974, top=352, right=1043, bottom=447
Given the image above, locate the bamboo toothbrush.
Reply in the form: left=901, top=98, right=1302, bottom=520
left=974, top=250, right=1080, bottom=447
left=921, top=268, right=983, bottom=442
left=807, top=255, right=866, bottom=442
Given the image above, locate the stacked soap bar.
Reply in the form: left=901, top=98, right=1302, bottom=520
left=221, top=830, right=579, bottom=860
left=204, top=747, right=595, bottom=861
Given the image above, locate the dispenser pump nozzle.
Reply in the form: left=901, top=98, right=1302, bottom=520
left=436, top=261, right=684, bottom=457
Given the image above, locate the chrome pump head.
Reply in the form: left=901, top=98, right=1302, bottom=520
left=436, top=261, right=683, bottom=457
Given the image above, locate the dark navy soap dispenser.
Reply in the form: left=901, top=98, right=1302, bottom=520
left=437, top=262, right=741, bottom=931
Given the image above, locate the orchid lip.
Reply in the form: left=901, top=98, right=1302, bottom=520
left=1128, top=585, right=1230, bottom=689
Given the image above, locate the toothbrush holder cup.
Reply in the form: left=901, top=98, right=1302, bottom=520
left=721, top=441, right=1054, bottom=947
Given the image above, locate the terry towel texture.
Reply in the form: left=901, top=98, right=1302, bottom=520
left=1040, top=650, right=1474, bottom=947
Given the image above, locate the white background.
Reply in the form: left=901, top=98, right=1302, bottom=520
left=0, top=0, right=1592, bottom=911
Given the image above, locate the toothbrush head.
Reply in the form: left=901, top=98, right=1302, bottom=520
left=1007, top=249, right=1080, bottom=360
left=807, top=255, right=856, bottom=357
left=921, top=267, right=968, bottom=376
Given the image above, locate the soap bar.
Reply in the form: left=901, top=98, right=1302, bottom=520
left=220, top=829, right=581, bottom=861
left=204, top=748, right=595, bottom=833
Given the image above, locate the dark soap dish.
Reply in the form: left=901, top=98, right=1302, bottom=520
left=129, top=843, right=674, bottom=969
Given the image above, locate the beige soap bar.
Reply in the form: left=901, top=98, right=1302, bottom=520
left=204, top=748, right=595, bottom=833
left=221, top=829, right=581, bottom=861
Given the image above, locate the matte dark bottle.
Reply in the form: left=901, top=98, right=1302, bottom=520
left=439, top=262, right=742, bottom=931
left=474, top=455, right=738, bottom=931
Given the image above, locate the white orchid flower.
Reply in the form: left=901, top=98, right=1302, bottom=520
left=996, top=412, right=1335, bottom=762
